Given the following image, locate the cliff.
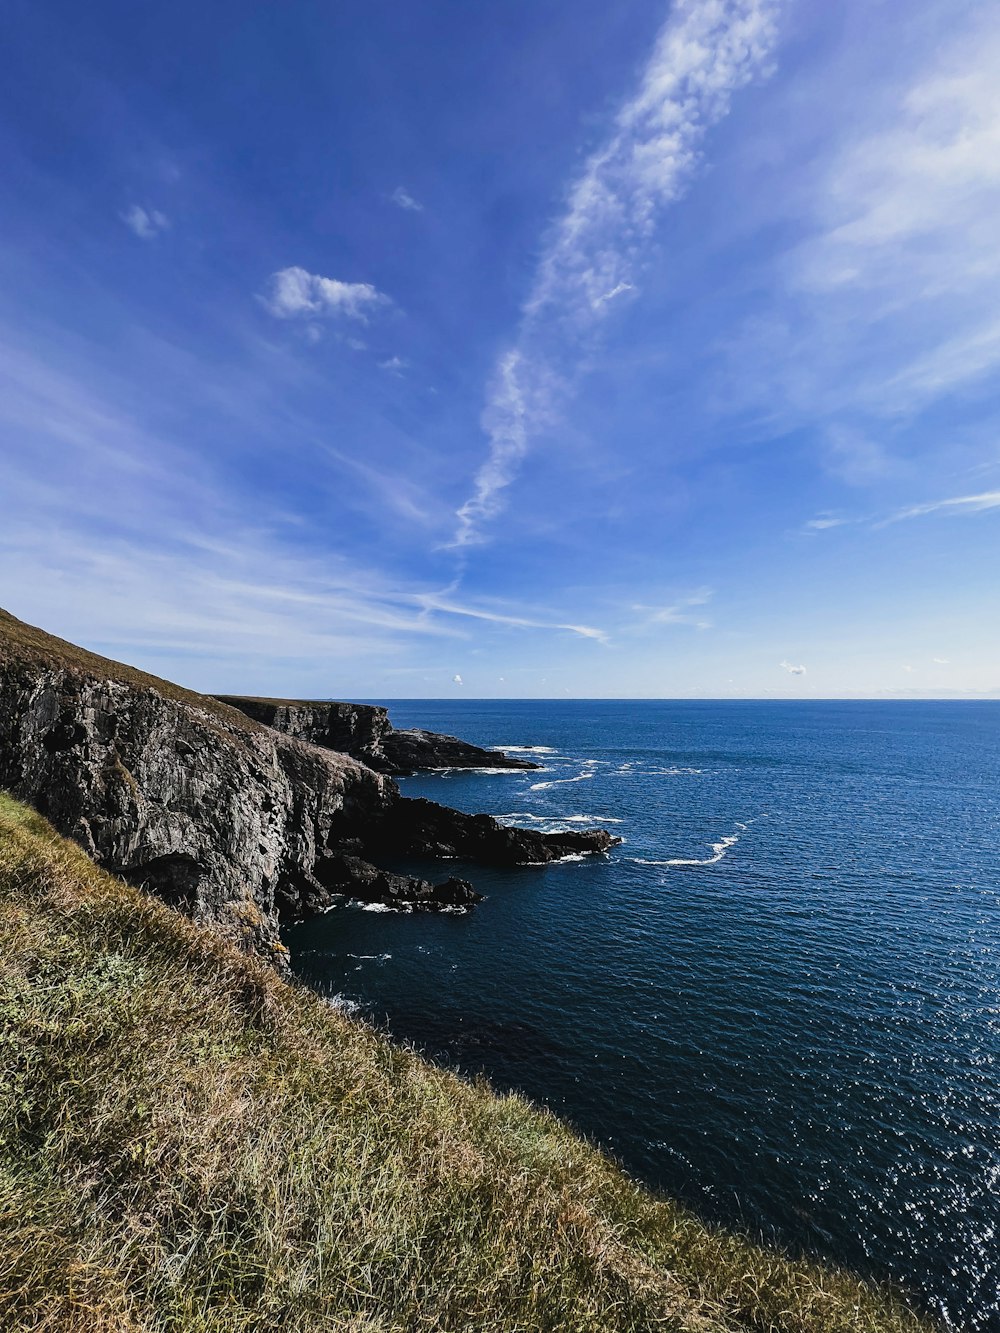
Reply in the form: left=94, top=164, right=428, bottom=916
left=214, top=694, right=540, bottom=773
left=0, top=609, right=617, bottom=964
left=0, top=793, right=934, bottom=1333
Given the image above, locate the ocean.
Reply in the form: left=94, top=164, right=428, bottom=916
left=285, top=700, right=1000, bottom=1330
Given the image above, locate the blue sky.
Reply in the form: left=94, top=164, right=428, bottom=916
left=2, top=0, right=998, bottom=697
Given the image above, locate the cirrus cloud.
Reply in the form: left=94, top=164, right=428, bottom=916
left=452, top=0, right=784, bottom=547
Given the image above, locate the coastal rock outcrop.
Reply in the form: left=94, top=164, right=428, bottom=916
left=368, top=797, right=620, bottom=866
left=0, top=612, right=473, bottom=963
left=0, top=609, right=620, bottom=965
left=214, top=696, right=540, bottom=773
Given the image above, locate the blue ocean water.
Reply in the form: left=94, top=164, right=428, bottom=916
left=285, top=700, right=1000, bottom=1330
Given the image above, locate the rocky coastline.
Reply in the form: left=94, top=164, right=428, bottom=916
left=0, top=608, right=620, bottom=966
left=213, top=695, right=540, bottom=774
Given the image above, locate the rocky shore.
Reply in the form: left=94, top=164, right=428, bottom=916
left=213, top=695, right=540, bottom=774
left=0, top=608, right=620, bottom=965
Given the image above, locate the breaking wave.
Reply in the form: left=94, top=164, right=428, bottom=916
left=529, top=761, right=601, bottom=791
left=632, top=818, right=763, bottom=868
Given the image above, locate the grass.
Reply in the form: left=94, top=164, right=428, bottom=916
left=0, top=793, right=936, bottom=1333
left=0, top=608, right=259, bottom=737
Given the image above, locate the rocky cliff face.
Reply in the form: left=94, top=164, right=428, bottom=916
left=0, top=609, right=619, bottom=968
left=0, top=612, right=479, bottom=965
left=212, top=697, right=394, bottom=770
left=214, top=696, right=539, bottom=773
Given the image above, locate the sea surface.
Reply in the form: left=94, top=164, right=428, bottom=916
left=285, top=700, right=1000, bottom=1330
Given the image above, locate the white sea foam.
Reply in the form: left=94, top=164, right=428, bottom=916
left=516, top=851, right=595, bottom=865
left=494, top=811, right=624, bottom=828
left=632, top=818, right=762, bottom=868
left=614, top=763, right=703, bottom=776
left=492, top=745, right=558, bottom=753
left=422, top=765, right=535, bottom=775
left=351, top=900, right=410, bottom=913
left=347, top=953, right=392, bottom=962
left=529, top=761, right=601, bottom=791
left=324, top=993, right=362, bottom=1016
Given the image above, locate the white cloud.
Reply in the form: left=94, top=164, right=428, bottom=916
left=391, top=186, right=424, bottom=212
left=378, top=356, right=408, bottom=374
left=452, top=674, right=463, bottom=685
left=933, top=657, right=950, bottom=664
left=631, top=587, right=713, bottom=629
left=593, top=281, right=636, bottom=309
left=415, top=592, right=609, bottom=643
left=730, top=10, right=1000, bottom=431
left=261, top=267, right=389, bottom=322
left=802, top=515, right=849, bottom=531
left=452, top=0, right=783, bottom=546
left=121, top=205, right=169, bottom=239
left=799, top=37, right=1000, bottom=307
left=882, top=489, right=1000, bottom=524
left=780, top=660, right=806, bottom=675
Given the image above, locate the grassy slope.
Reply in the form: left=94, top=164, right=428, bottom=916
left=0, top=609, right=258, bottom=736
left=0, top=795, right=934, bottom=1333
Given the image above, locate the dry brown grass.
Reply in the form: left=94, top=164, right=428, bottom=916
left=0, top=794, right=936, bottom=1332
left=0, top=608, right=258, bottom=735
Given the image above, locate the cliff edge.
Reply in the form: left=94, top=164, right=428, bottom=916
left=213, top=694, right=540, bottom=773
left=0, top=609, right=618, bottom=964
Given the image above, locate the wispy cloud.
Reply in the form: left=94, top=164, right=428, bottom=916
left=121, top=204, right=169, bottom=239
left=452, top=0, right=783, bottom=547
left=0, top=335, right=489, bottom=692
left=378, top=355, right=408, bottom=374
left=723, top=9, right=1000, bottom=435
left=780, top=659, right=806, bottom=675
left=881, top=489, right=1000, bottom=525
left=630, top=587, right=713, bottom=629
left=391, top=186, right=423, bottom=212
left=414, top=592, right=609, bottom=643
left=261, top=266, right=389, bottom=322
left=802, top=515, right=850, bottom=532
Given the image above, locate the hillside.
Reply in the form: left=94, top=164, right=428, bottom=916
left=0, top=794, right=934, bottom=1332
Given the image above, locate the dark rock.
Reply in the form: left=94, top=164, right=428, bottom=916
left=214, top=697, right=540, bottom=773
left=212, top=696, right=393, bottom=769
left=318, top=855, right=482, bottom=910
left=369, top=797, right=622, bottom=866
left=380, top=728, right=537, bottom=773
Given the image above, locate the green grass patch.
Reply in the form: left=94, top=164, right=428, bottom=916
left=0, top=793, right=935, bottom=1332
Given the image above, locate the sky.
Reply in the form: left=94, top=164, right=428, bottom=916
left=2, top=0, right=999, bottom=698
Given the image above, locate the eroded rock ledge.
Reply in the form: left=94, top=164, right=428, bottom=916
left=213, top=696, right=540, bottom=773
left=0, top=609, right=619, bottom=966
